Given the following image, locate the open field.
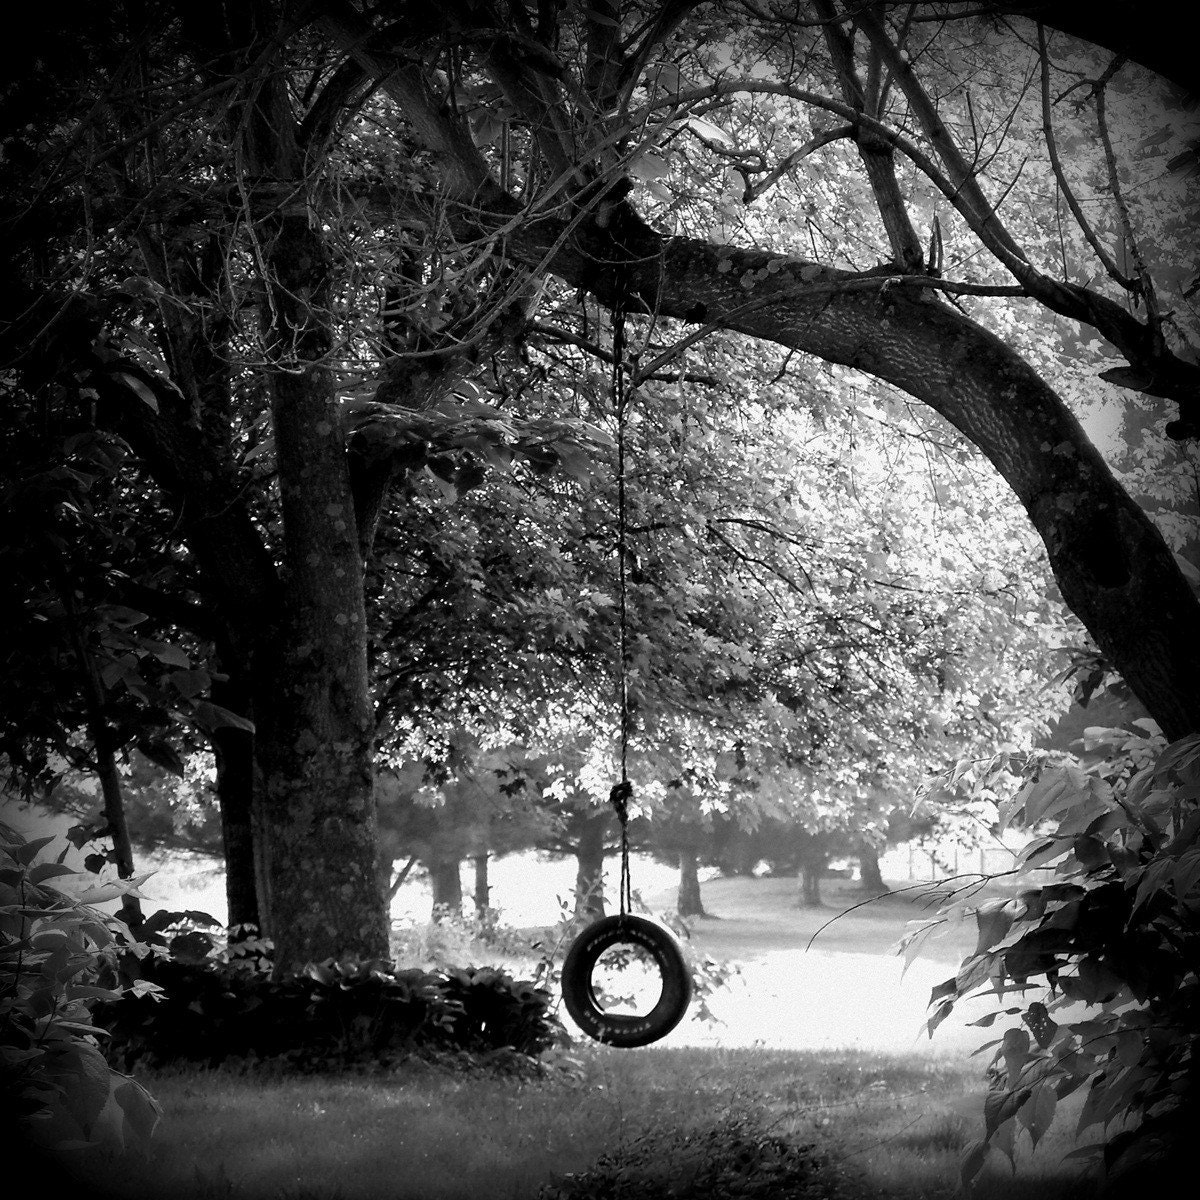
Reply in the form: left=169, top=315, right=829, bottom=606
left=630, top=873, right=1008, bottom=1057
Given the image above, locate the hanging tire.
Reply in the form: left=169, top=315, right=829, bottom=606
left=560, top=915, right=692, bottom=1048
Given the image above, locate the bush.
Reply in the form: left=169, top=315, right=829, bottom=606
left=389, top=905, right=534, bottom=968
left=537, top=1114, right=828, bottom=1199
left=97, top=951, right=563, bottom=1071
left=0, top=822, right=162, bottom=1153
left=908, top=728, right=1200, bottom=1186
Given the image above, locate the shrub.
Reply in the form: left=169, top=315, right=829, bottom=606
left=97, top=952, right=562, bottom=1071
left=389, top=905, right=533, bottom=969
left=907, top=727, right=1199, bottom=1186
left=0, top=823, right=162, bottom=1153
left=537, top=1114, right=828, bottom=1199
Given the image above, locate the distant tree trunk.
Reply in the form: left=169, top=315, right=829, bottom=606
left=574, top=811, right=608, bottom=919
left=62, top=585, right=143, bottom=932
left=472, top=852, right=491, bottom=916
left=677, top=849, right=707, bottom=917
left=797, top=865, right=823, bottom=907
left=429, top=857, right=463, bottom=918
left=857, top=844, right=889, bottom=895
left=385, top=854, right=419, bottom=904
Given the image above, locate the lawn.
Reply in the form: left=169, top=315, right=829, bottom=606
left=34, top=871, right=1103, bottom=1199
left=40, top=1045, right=1098, bottom=1200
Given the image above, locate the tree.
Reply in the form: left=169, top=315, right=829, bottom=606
left=376, top=736, right=550, bottom=919
left=4, top=1, right=1195, bottom=969
left=315, top=0, right=1199, bottom=728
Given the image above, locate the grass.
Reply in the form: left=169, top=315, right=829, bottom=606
left=36, top=1044, right=1102, bottom=1200
left=33, top=871, right=1107, bottom=1199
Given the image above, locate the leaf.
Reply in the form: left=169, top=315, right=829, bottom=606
left=960, top=1137, right=993, bottom=1185
left=1018, top=1080, right=1057, bottom=1149
left=137, top=739, right=186, bottom=777
left=191, top=701, right=254, bottom=733
left=984, top=1086, right=1029, bottom=1135
left=114, top=1080, right=162, bottom=1149
left=49, top=1041, right=113, bottom=1135
left=101, top=605, right=149, bottom=629
left=148, top=641, right=192, bottom=668
left=685, top=116, right=733, bottom=147
left=1001, top=1027, right=1030, bottom=1082
left=628, top=152, right=670, bottom=182
left=973, top=898, right=1015, bottom=954
left=112, top=371, right=159, bottom=412
left=169, top=669, right=210, bottom=699
left=1018, top=766, right=1089, bottom=827
left=75, top=876, right=153, bottom=904
left=1022, top=1001, right=1058, bottom=1048
left=652, top=63, right=682, bottom=91
left=12, top=836, right=57, bottom=866
left=28, top=862, right=78, bottom=885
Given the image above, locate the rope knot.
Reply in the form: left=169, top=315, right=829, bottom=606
left=609, top=780, right=633, bottom=825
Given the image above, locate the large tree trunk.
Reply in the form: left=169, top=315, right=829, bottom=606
left=517, top=216, right=1200, bottom=739
left=240, top=68, right=387, bottom=972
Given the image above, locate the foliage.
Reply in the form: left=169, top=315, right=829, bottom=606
left=0, top=823, right=161, bottom=1153
left=537, top=1113, right=829, bottom=1200
left=904, top=725, right=1200, bottom=1185
left=390, top=904, right=537, bottom=968
left=97, top=947, right=562, bottom=1072
left=2, top=0, right=1196, bottom=974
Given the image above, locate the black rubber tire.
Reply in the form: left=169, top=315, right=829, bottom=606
left=560, top=915, right=692, bottom=1048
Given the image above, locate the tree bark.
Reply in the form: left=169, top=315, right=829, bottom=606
left=239, top=62, right=387, bottom=971
left=472, top=851, right=491, bottom=916
left=797, top=862, right=825, bottom=908
left=429, top=856, right=463, bottom=918
left=61, top=586, right=143, bottom=931
left=574, top=810, right=608, bottom=919
left=677, top=849, right=707, bottom=917
left=857, top=843, right=889, bottom=895
left=971, top=2, right=1200, bottom=96
left=210, top=662, right=259, bottom=933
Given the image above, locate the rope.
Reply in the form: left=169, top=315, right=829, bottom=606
left=610, top=297, right=634, bottom=917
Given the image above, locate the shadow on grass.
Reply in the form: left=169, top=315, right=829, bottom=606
left=34, top=1044, right=1110, bottom=1200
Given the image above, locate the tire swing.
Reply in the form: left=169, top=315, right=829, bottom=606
left=560, top=297, right=692, bottom=1049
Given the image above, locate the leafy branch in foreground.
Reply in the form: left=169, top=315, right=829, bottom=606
left=0, top=823, right=162, bottom=1154
left=902, top=725, right=1199, bottom=1186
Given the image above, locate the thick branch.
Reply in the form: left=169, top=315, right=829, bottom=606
left=498, top=211, right=1200, bottom=737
